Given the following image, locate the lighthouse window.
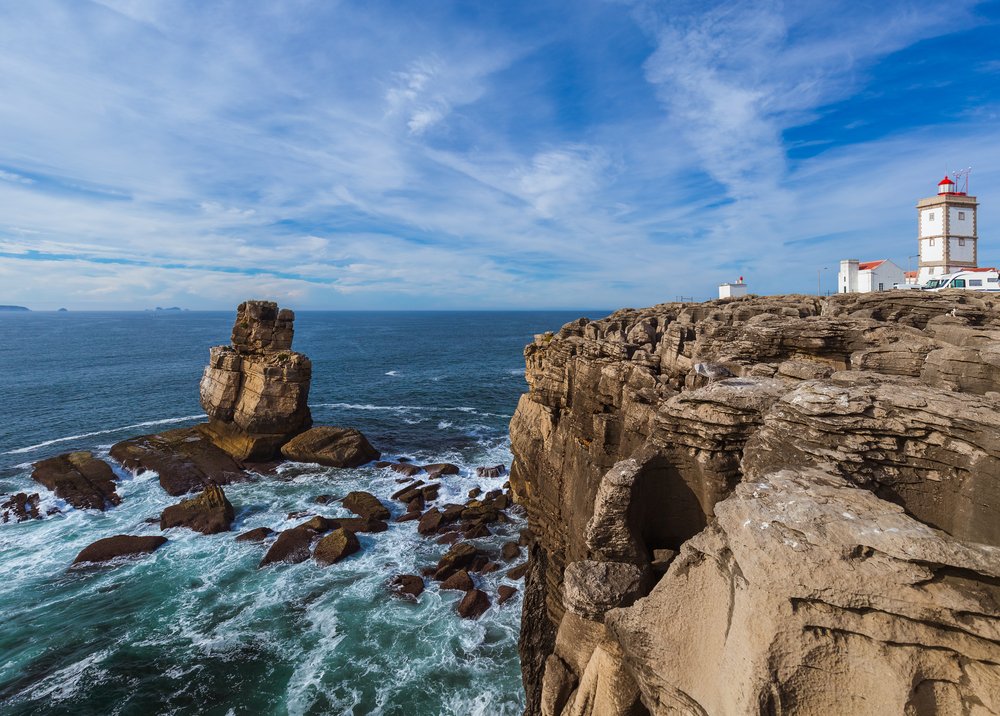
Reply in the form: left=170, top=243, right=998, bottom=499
left=959, top=211, right=966, bottom=220
left=928, top=212, right=935, bottom=221
left=929, top=238, right=935, bottom=246
left=960, top=238, right=966, bottom=246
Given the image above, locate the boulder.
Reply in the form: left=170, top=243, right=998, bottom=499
left=342, top=491, right=390, bottom=521
left=314, top=528, right=361, bottom=565
left=390, top=574, right=424, bottom=599
left=1, top=493, right=41, bottom=523
left=259, top=525, right=317, bottom=567
left=110, top=427, right=244, bottom=496
left=498, top=585, right=518, bottom=604
left=468, top=488, right=482, bottom=499
left=73, top=535, right=167, bottom=564
left=507, top=562, right=529, bottom=580
left=396, top=511, right=421, bottom=523
left=280, top=426, right=380, bottom=468
left=439, top=569, right=474, bottom=591
left=417, top=508, right=443, bottom=535
left=330, top=517, right=388, bottom=533
left=392, top=479, right=424, bottom=500
left=31, top=451, right=120, bottom=510
left=423, top=463, right=460, bottom=478
left=476, top=464, right=506, bottom=478
left=390, top=463, right=423, bottom=477
left=457, top=589, right=490, bottom=619
left=433, top=542, right=481, bottom=581
left=236, top=526, right=274, bottom=542
left=501, top=541, right=521, bottom=561
left=160, top=483, right=235, bottom=535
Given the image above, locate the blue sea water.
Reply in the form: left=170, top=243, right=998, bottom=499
left=0, top=310, right=596, bottom=716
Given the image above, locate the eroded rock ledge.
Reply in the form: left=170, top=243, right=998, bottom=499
left=510, top=291, right=1000, bottom=716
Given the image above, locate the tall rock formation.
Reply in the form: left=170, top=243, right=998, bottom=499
left=510, top=291, right=1000, bottom=716
left=199, top=300, right=312, bottom=461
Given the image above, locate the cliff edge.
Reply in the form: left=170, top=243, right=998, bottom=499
left=510, top=291, right=1000, bottom=716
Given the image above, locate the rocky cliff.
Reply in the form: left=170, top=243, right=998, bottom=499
left=510, top=291, right=1000, bottom=716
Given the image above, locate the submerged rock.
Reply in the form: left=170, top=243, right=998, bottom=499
left=73, top=535, right=167, bottom=564
left=475, top=464, right=506, bottom=478
left=314, top=528, right=360, bottom=565
left=110, top=427, right=244, bottom=496
left=280, top=426, right=380, bottom=468
left=1, top=492, right=42, bottom=523
left=160, top=483, right=235, bottom=535
left=31, top=451, right=120, bottom=510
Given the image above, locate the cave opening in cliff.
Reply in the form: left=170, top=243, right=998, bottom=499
left=632, top=455, right=708, bottom=557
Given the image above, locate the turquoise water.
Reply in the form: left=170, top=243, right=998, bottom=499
left=0, top=310, right=594, bottom=715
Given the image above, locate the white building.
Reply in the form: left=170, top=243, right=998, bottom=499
left=718, top=279, right=748, bottom=299
left=838, top=259, right=905, bottom=293
left=916, top=175, right=979, bottom=284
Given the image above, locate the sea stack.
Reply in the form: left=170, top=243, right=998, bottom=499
left=199, top=300, right=313, bottom=461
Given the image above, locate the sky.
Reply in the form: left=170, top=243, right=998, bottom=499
left=1, top=0, right=999, bottom=310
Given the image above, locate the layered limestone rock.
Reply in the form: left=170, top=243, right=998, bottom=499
left=199, top=300, right=312, bottom=461
left=511, top=291, right=1000, bottom=716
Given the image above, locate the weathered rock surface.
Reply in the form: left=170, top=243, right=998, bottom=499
left=280, top=426, right=380, bottom=468
left=73, top=535, right=167, bottom=564
left=440, top=569, right=474, bottom=591
left=457, top=588, right=491, bottom=619
left=31, top=451, right=120, bottom=510
left=314, top=528, right=360, bottom=565
left=160, top=483, right=235, bottom=535
left=259, top=525, right=317, bottom=567
left=510, top=292, right=1000, bottom=716
left=342, top=491, right=390, bottom=521
left=110, top=427, right=245, bottom=496
left=199, top=300, right=312, bottom=461
left=236, top=526, right=273, bottom=542
left=390, top=573, right=424, bottom=599
left=1, top=492, right=42, bottom=522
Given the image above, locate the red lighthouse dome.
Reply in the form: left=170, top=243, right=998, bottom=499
left=938, top=176, right=956, bottom=195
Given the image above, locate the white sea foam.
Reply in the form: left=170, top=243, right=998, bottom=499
left=313, top=402, right=511, bottom=418
left=384, top=370, right=399, bottom=376
left=4, top=414, right=204, bottom=455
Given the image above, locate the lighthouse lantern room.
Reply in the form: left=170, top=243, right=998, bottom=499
left=916, top=170, right=978, bottom=285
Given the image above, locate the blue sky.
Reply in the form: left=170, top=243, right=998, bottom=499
left=1, top=0, right=999, bottom=309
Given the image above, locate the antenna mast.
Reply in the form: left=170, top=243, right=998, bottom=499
left=952, top=167, right=972, bottom=194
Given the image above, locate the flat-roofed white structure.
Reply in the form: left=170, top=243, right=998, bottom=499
left=718, top=281, right=748, bottom=299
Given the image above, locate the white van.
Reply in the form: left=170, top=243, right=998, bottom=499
left=922, top=269, right=1000, bottom=292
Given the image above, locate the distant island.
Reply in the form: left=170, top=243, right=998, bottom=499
left=150, top=307, right=186, bottom=312
left=0, top=305, right=29, bottom=312
left=57, top=308, right=68, bottom=312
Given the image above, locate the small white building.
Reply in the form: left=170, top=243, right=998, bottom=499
left=838, top=259, right=905, bottom=293
left=718, top=279, right=748, bottom=299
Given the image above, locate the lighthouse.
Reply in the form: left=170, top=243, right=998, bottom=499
left=916, top=172, right=978, bottom=285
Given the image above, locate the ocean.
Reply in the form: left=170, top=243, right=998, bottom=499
left=0, top=309, right=595, bottom=716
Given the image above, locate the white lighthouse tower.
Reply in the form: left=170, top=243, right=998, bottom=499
left=916, top=171, right=978, bottom=285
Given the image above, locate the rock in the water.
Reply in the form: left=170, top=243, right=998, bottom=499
left=439, top=569, right=474, bottom=591
left=160, top=483, right=235, bottom=535
left=199, top=300, right=313, bottom=461
left=390, top=463, right=423, bottom=477
left=330, top=517, right=388, bottom=533
left=433, top=542, right=480, bottom=581
left=457, top=589, right=490, bottom=619
left=501, top=541, right=521, bottom=561
left=417, top=507, right=443, bottom=535
left=342, top=491, right=390, bottom=521
left=314, top=528, right=360, bottom=565
left=236, top=526, right=274, bottom=542
left=396, top=511, right=421, bottom=523
left=1, top=493, right=42, bottom=523
left=507, top=562, right=529, bottom=580
left=390, top=574, right=424, bottom=599
left=110, top=427, right=244, bottom=496
left=259, top=525, right=317, bottom=567
left=468, top=487, right=482, bottom=499
left=476, top=464, right=506, bottom=478
left=31, top=451, right=120, bottom=510
left=73, top=535, right=167, bottom=564
left=498, top=585, right=518, bottom=604
left=280, top=426, right=380, bottom=468
left=423, top=463, right=460, bottom=478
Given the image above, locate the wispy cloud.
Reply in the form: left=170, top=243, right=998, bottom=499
left=0, top=0, right=997, bottom=309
